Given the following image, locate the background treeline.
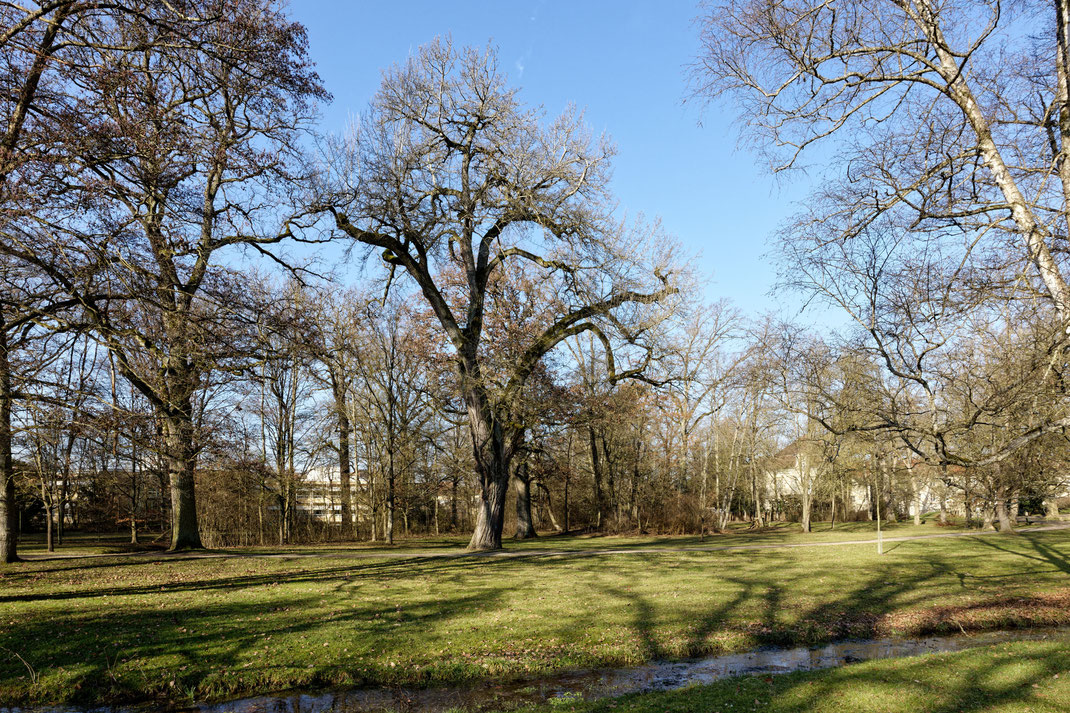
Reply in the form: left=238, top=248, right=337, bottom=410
left=12, top=285, right=1069, bottom=548
left=5, top=1, right=1070, bottom=556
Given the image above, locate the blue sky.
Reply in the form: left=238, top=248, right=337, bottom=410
left=292, top=1, right=809, bottom=317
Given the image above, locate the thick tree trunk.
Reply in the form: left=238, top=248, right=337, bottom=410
left=164, top=413, right=202, bottom=550
left=1046, top=498, right=1063, bottom=520
left=514, top=467, right=536, bottom=539
left=465, top=393, right=514, bottom=551
left=469, top=474, right=508, bottom=550
left=995, top=499, right=1017, bottom=534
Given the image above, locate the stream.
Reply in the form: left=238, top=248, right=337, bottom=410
left=8, top=628, right=1070, bottom=713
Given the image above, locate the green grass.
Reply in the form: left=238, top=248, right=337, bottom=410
left=509, top=638, right=1070, bottom=713
left=10, top=518, right=996, bottom=557
left=2, top=527, right=1069, bottom=707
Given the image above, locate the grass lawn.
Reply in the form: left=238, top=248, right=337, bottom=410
left=13, top=518, right=989, bottom=557
left=2, top=526, right=1069, bottom=707
left=511, top=638, right=1070, bottom=713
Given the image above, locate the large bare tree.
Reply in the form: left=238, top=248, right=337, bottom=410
left=319, top=40, right=678, bottom=550
left=1, top=1, right=327, bottom=551
left=695, top=0, right=1070, bottom=462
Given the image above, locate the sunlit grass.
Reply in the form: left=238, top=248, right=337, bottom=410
left=511, top=638, right=1070, bottom=713
left=2, top=528, right=1069, bottom=707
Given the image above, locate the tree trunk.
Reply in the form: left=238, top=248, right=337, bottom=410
left=514, top=466, right=536, bottom=539
left=995, top=499, right=1017, bottom=534
left=588, top=426, right=606, bottom=527
left=164, top=411, right=202, bottom=550
left=58, top=475, right=68, bottom=546
left=563, top=472, right=570, bottom=534
left=469, top=474, right=508, bottom=550
left=46, top=504, right=54, bottom=552
left=386, top=473, right=395, bottom=545
left=338, top=410, right=353, bottom=539
left=0, top=319, right=17, bottom=563
left=1046, top=498, right=1063, bottom=520
left=466, top=396, right=514, bottom=551
left=536, top=481, right=563, bottom=532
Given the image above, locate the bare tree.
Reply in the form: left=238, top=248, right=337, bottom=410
left=319, top=40, right=678, bottom=550
left=7, top=2, right=327, bottom=550
left=695, top=0, right=1070, bottom=457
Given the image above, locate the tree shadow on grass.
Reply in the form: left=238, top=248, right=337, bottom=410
left=0, top=579, right=511, bottom=707
left=6, top=532, right=1070, bottom=709
left=971, top=532, right=1070, bottom=575
left=0, top=552, right=575, bottom=604
left=575, top=640, right=1070, bottom=713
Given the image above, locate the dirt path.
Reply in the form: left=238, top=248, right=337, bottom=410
left=19, top=522, right=1070, bottom=563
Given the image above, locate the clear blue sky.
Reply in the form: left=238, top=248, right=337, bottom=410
left=292, top=1, right=809, bottom=317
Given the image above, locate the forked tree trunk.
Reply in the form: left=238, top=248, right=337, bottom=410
left=164, top=412, right=202, bottom=550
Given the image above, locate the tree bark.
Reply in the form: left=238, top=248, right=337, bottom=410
left=514, top=464, right=536, bottom=539
left=338, top=408, right=353, bottom=539
left=995, top=499, right=1017, bottom=534
left=45, top=504, right=53, bottom=552
left=588, top=426, right=606, bottom=527
left=536, top=481, right=563, bottom=532
left=465, top=387, right=515, bottom=550
left=469, top=473, right=508, bottom=550
left=0, top=318, right=18, bottom=563
left=164, top=411, right=202, bottom=550
left=1046, top=498, right=1063, bottom=520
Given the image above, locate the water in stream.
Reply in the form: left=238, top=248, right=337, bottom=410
left=9, top=628, right=1070, bottom=713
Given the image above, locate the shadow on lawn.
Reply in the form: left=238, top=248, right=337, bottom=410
left=570, top=640, right=1070, bottom=713
left=0, top=551, right=575, bottom=604
left=1, top=577, right=512, bottom=706
left=583, top=532, right=1070, bottom=660
left=3, top=531, right=1069, bottom=709
left=972, top=533, right=1070, bottom=575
